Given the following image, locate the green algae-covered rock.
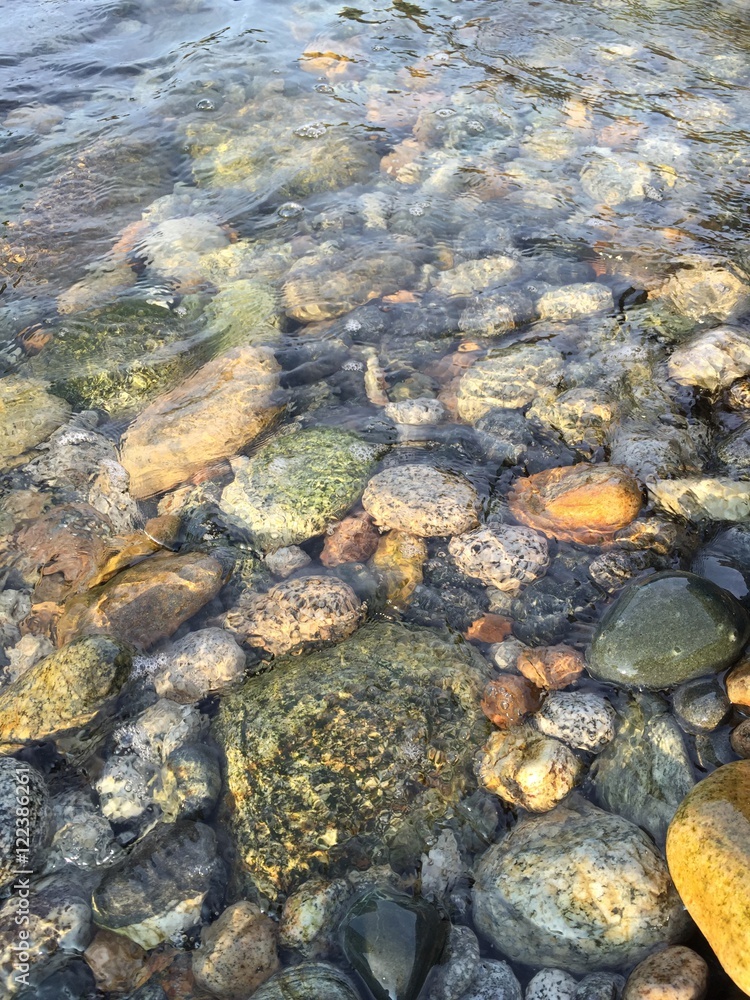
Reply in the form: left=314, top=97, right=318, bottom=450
left=587, top=571, right=750, bottom=689
left=201, top=278, right=281, bottom=351
left=220, top=426, right=382, bottom=551
left=0, top=377, right=70, bottom=469
left=213, top=621, right=492, bottom=900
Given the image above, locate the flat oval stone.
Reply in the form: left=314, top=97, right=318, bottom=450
left=587, top=571, right=750, bottom=689
left=666, top=760, right=750, bottom=995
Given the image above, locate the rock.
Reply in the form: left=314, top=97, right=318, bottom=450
left=509, top=464, right=642, bottom=545
left=151, top=628, right=246, bottom=704
left=476, top=724, right=582, bottom=813
left=580, top=157, right=652, bottom=205
left=622, top=945, right=708, bottom=1000
left=587, top=571, right=750, bottom=689
left=730, top=718, right=750, bottom=758
left=249, top=963, right=362, bottom=1000
left=669, top=326, right=750, bottom=392
left=458, top=289, right=534, bottom=336
left=92, top=821, right=225, bottom=949
left=220, top=427, right=380, bottom=551
left=371, top=530, right=428, bottom=609
left=84, top=928, right=147, bottom=994
left=119, top=346, right=282, bottom=499
left=464, top=614, right=512, bottom=644
left=666, top=760, right=750, bottom=995
left=55, top=551, right=225, bottom=650
left=726, top=657, right=750, bottom=707
left=616, top=518, right=680, bottom=557
left=610, top=422, right=703, bottom=482
left=717, top=422, right=750, bottom=478
left=516, top=645, right=585, bottom=690
left=192, top=902, right=280, bottom=1000
left=649, top=476, right=750, bottom=522
left=44, top=788, right=122, bottom=873
left=473, top=798, right=689, bottom=973
left=279, top=877, right=351, bottom=957
left=434, top=256, right=522, bottom=296
left=457, top=958, right=522, bottom=1000
left=362, top=465, right=480, bottom=537
left=475, top=409, right=535, bottom=465
left=340, top=887, right=449, bottom=1000
left=224, top=575, right=363, bottom=656
left=574, top=973, right=626, bottom=1000
left=587, top=549, right=664, bottom=594
left=456, top=346, right=565, bottom=422
left=527, top=388, right=616, bottom=453
left=425, top=925, right=480, bottom=1000
left=534, top=691, right=615, bottom=753
left=213, top=622, right=491, bottom=899
left=154, top=743, right=222, bottom=823
left=263, top=545, right=312, bottom=578
left=526, top=969, right=578, bottom=1000
left=481, top=675, right=542, bottom=729
left=321, top=511, right=380, bottom=567
left=656, top=264, right=750, bottom=324
left=536, top=283, right=612, bottom=322
left=201, top=279, right=280, bottom=348
left=0, top=636, right=131, bottom=745
left=0, top=377, right=70, bottom=469
left=590, top=694, right=695, bottom=846
left=448, top=524, right=549, bottom=594
left=672, top=676, right=730, bottom=732
left=385, top=398, right=447, bottom=426
left=0, top=760, right=50, bottom=889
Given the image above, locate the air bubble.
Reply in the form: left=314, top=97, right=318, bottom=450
left=278, top=202, right=304, bottom=218
left=195, top=98, right=215, bottom=111
left=294, top=121, right=327, bottom=138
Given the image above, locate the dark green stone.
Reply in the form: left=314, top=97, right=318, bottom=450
left=587, top=571, right=750, bottom=689
left=340, top=888, right=449, bottom=1000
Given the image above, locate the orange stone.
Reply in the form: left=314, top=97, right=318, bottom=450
left=321, top=510, right=379, bottom=567
left=84, top=928, right=147, bottom=994
left=508, top=463, right=642, bottom=544
left=464, top=614, right=513, bottom=644
left=516, top=644, right=585, bottom=690
left=481, top=675, right=542, bottom=730
left=726, top=658, right=750, bottom=708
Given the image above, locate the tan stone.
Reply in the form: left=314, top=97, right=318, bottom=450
left=84, top=928, right=147, bottom=994
left=517, top=644, right=585, bottom=690
left=726, top=659, right=750, bottom=708
left=623, top=945, right=708, bottom=1000
left=321, top=510, right=379, bottom=567
left=192, top=902, right=280, bottom=999
left=464, top=614, right=513, bottom=644
left=370, top=530, right=428, bottom=609
left=666, top=760, right=750, bottom=995
left=119, top=345, right=281, bottom=499
left=508, top=463, right=642, bottom=545
left=0, top=377, right=70, bottom=469
left=730, top=718, right=750, bottom=759
left=481, top=675, right=542, bottom=729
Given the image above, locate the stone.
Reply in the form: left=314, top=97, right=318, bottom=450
left=730, top=718, right=750, bottom=758
left=425, top=924, right=480, bottom=1000
left=456, top=958, right=522, bottom=1000
left=669, top=326, right=750, bottom=392
left=673, top=676, right=730, bottom=732
left=192, top=902, right=280, bottom=1000
left=526, top=970, right=578, bottom=1000
left=588, top=549, right=664, bottom=594
left=371, top=530, right=428, bottom=609
left=385, top=398, right=447, bottom=426
left=213, top=622, right=491, bottom=900
left=92, top=821, right=225, bottom=950
left=155, top=742, right=222, bottom=823
left=590, top=694, right=695, bottom=846
left=456, top=346, right=565, bottom=422
left=201, top=278, right=280, bottom=348
left=220, top=427, right=380, bottom=551
left=224, top=575, right=363, bottom=656
left=55, top=551, right=225, bottom=650
left=279, top=877, right=351, bottom=957
left=84, top=928, right=147, bottom=994
left=616, top=518, right=680, bottom=557
left=448, top=524, right=549, bottom=594
left=656, top=264, right=750, bottom=324
left=475, top=724, right=582, bottom=813
left=516, top=645, right=585, bottom=690
left=536, top=283, right=612, bottom=322
left=151, top=628, right=246, bottom=704
left=0, top=377, right=70, bottom=469
left=340, top=887, right=449, bottom=1000
left=249, top=963, right=362, bottom=1000
left=574, top=973, right=626, bottom=1000
left=464, top=614, right=512, bottom=644
left=580, top=157, right=652, bottom=205
left=509, top=464, right=642, bottom=545
left=44, top=788, right=122, bottom=872
left=527, top=388, right=616, bottom=453
left=650, top=476, right=750, bottom=522
left=481, top=676, right=542, bottom=729
left=0, top=759, right=50, bottom=889
left=622, top=945, right=708, bottom=1000
left=717, top=422, right=750, bottom=478
left=0, top=635, right=131, bottom=745
left=263, top=545, right=311, bottom=578
left=434, top=256, right=522, bottom=296
left=473, top=798, right=690, bottom=973
left=362, top=465, right=480, bottom=537
left=666, top=760, right=750, bottom=995
left=609, top=423, right=703, bottom=481
left=475, top=409, right=535, bottom=465
left=726, top=658, right=750, bottom=707
left=321, top=511, right=380, bottom=567
left=119, top=346, right=281, bottom=499
left=535, top=691, right=615, bottom=753
left=587, top=571, right=750, bottom=689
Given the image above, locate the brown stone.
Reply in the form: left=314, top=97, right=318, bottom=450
left=144, top=514, right=182, bottom=550
left=481, top=675, right=542, bottom=730
left=320, top=510, right=379, bottom=567
left=622, top=945, right=708, bottom=1000
left=465, top=614, right=513, bottom=644
left=55, top=551, right=225, bottom=649
left=508, top=463, right=642, bottom=544
left=730, top=718, right=750, bottom=758
left=517, top=644, right=586, bottom=690
left=370, top=530, right=428, bottom=609
left=84, top=928, right=147, bottom=994
left=726, top=659, right=750, bottom=708
left=119, top=345, right=281, bottom=499
left=192, top=902, right=280, bottom=1000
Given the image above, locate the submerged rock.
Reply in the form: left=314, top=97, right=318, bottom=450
left=213, top=622, right=491, bottom=900
left=0, top=760, right=50, bottom=888
left=0, top=377, right=70, bottom=469
left=622, top=946, right=708, bottom=1000
left=656, top=263, right=750, bottom=324
left=456, top=346, right=564, bottom=422
left=362, top=464, right=480, bottom=537
left=448, top=524, right=549, bottom=594
left=534, top=691, right=615, bottom=753
left=192, top=901, right=280, bottom=1000
left=649, top=476, right=750, bottom=521
left=536, top=283, right=612, bottom=322
left=250, top=963, right=362, bottom=1000
left=668, top=326, right=750, bottom=392
left=150, top=627, right=246, bottom=704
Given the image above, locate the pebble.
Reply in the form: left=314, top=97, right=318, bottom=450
left=151, top=627, right=246, bottom=703
left=668, top=325, right=750, bottom=392
left=385, top=397, right=448, bottom=425
left=0, top=376, right=70, bottom=470
left=425, top=924, right=480, bottom=1000
left=725, top=657, right=750, bottom=707
left=622, top=946, right=708, bottom=1000
left=362, top=464, right=480, bottom=537
left=192, top=902, right=280, bottom=999
left=481, top=675, right=542, bottom=729
left=527, top=388, right=616, bottom=453
left=534, top=691, right=616, bottom=753
left=0, top=759, right=50, bottom=889
left=649, top=476, right=750, bottom=522
left=517, top=645, right=585, bottom=689
left=44, top=788, right=122, bottom=872
left=574, top=973, right=626, bottom=1000
left=730, top=718, right=750, bottom=757
left=321, top=511, right=380, bottom=567
left=279, top=877, right=351, bottom=957
left=371, top=530, right=428, bottom=608
left=657, top=263, right=750, bottom=324
left=672, top=675, right=730, bottom=732
left=263, top=545, right=312, bottom=578
left=526, top=969, right=578, bottom=1000
left=449, top=524, right=549, bottom=593
left=434, top=255, right=522, bottom=296
left=457, top=959, right=522, bottom=1000
left=491, top=638, right=527, bottom=673
left=536, top=283, right=612, bottom=321
left=456, top=345, right=564, bottom=421
left=250, top=962, right=362, bottom=1000
left=84, top=928, right=147, bottom=994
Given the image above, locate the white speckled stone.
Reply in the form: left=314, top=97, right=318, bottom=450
left=622, top=946, right=708, bottom=1000
left=458, top=959, right=522, bottom=1000
left=534, top=691, right=616, bottom=753
left=363, top=464, right=480, bottom=537
left=526, top=968, right=578, bottom=1000
left=449, top=524, right=549, bottom=594
left=536, top=283, right=612, bottom=321
left=385, top=397, right=447, bottom=426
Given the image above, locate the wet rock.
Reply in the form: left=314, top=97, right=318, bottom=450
left=666, top=760, right=750, bottom=995
left=588, top=549, right=664, bottom=593
left=481, top=675, right=542, bottom=729
left=622, top=945, right=708, bottom=1000
left=213, top=622, right=491, bottom=900
left=0, top=759, right=50, bottom=888
left=527, top=388, right=616, bottom=453
left=220, top=427, right=380, bottom=551
left=668, top=326, right=750, bottom=392
left=0, top=377, right=70, bottom=469
left=590, top=693, right=695, bottom=845
left=119, top=346, right=282, bottom=499
left=610, top=422, right=704, bottom=481
left=224, top=574, right=363, bottom=656
left=0, top=635, right=131, bottom=745
left=656, top=263, right=750, bottom=324
left=92, top=821, right=225, bottom=949
left=340, top=886, right=449, bottom=1000
left=580, top=157, right=652, bottom=205
left=573, top=973, right=625, bottom=1000
left=587, top=571, right=749, bottom=689
left=464, top=613, right=512, bottom=644
left=201, top=278, right=281, bottom=348
left=151, top=628, right=246, bottom=704
left=717, top=422, right=750, bottom=479
left=476, top=724, right=582, bottom=813
left=155, top=742, right=222, bottom=823
left=673, top=675, right=730, bottom=732
left=249, top=962, right=362, bottom=1000
left=425, top=924, right=480, bottom=1000
left=730, top=718, right=750, bottom=758
left=456, top=346, right=564, bottom=422
left=516, top=645, right=585, bottom=690
left=449, top=524, right=549, bottom=594
left=726, top=657, right=750, bottom=708
left=263, top=545, right=312, bottom=578
left=526, top=969, right=578, bottom=1000
left=371, top=530, right=428, bottom=609
left=434, top=256, right=522, bottom=296
left=475, top=409, right=536, bottom=465
left=44, top=788, right=122, bottom=873
left=473, top=798, right=689, bottom=973
left=192, top=901, right=279, bottom=999
left=55, top=551, right=225, bottom=650
left=650, top=476, right=750, bottom=522
left=534, top=691, right=615, bottom=753
left=363, top=464, right=480, bottom=537
left=615, top=518, right=680, bottom=557
left=509, top=463, right=642, bottom=545
left=385, top=397, right=448, bottom=426
left=279, top=877, right=351, bottom=957
left=456, top=958, right=522, bottom=1000
left=536, top=283, right=612, bottom=322
left=458, top=289, right=534, bottom=336
left=321, top=511, right=380, bottom=567
left=84, top=928, right=147, bottom=995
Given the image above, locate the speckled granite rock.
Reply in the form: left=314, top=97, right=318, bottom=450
left=649, top=477, right=750, bottom=522
left=449, top=524, right=549, bottom=594
left=213, top=622, right=491, bottom=900
left=457, top=958, right=522, bottom=1000
left=622, top=946, right=708, bottom=1000
left=363, top=464, right=480, bottom=537
left=473, top=798, right=689, bottom=973
left=526, top=969, right=578, bottom=1000
left=656, top=263, right=750, bottom=324
left=151, top=628, right=246, bottom=703
left=536, top=283, right=612, bottom=322
left=249, top=963, right=362, bottom=1000
left=669, top=326, right=750, bottom=392
left=0, top=759, right=50, bottom=888
left=192, top=901, right=280, bottom=999
left=534, top=691, right=615, bottom=753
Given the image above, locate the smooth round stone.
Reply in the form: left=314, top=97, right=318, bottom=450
left=672, top=675, right=730, bottom=733
left=192, top=901, right=280, bottom=999
left=362, top=464, right=480, bottom=537
left=731, top=718, right=750, bottom=758
left=0, top=759, right=50, bottom=889
left=526, top=969, right=578, bottom=1000
left=449, top=524, right=549, bottom=594
left=691, top=524, right=750, bottom=604
left=622, top=945, right=708, bottom=1000
left=251, top=963, right=361, bottom=1000
left=666, top=760, right=750, bottom=995
left=459, top=958, right=522, bottom=1000
left=573, top=973, right=626, bottom=1000
left=587, top=572, right=750, bottom=689
left=534, top=691, right=615, bottom=753
left=473, top=798, right=689, bottom=973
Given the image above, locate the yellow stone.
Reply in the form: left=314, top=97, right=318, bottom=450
left=370, top=530, right=427, bottom=609
left=666, top=760, right=750, bottom=994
